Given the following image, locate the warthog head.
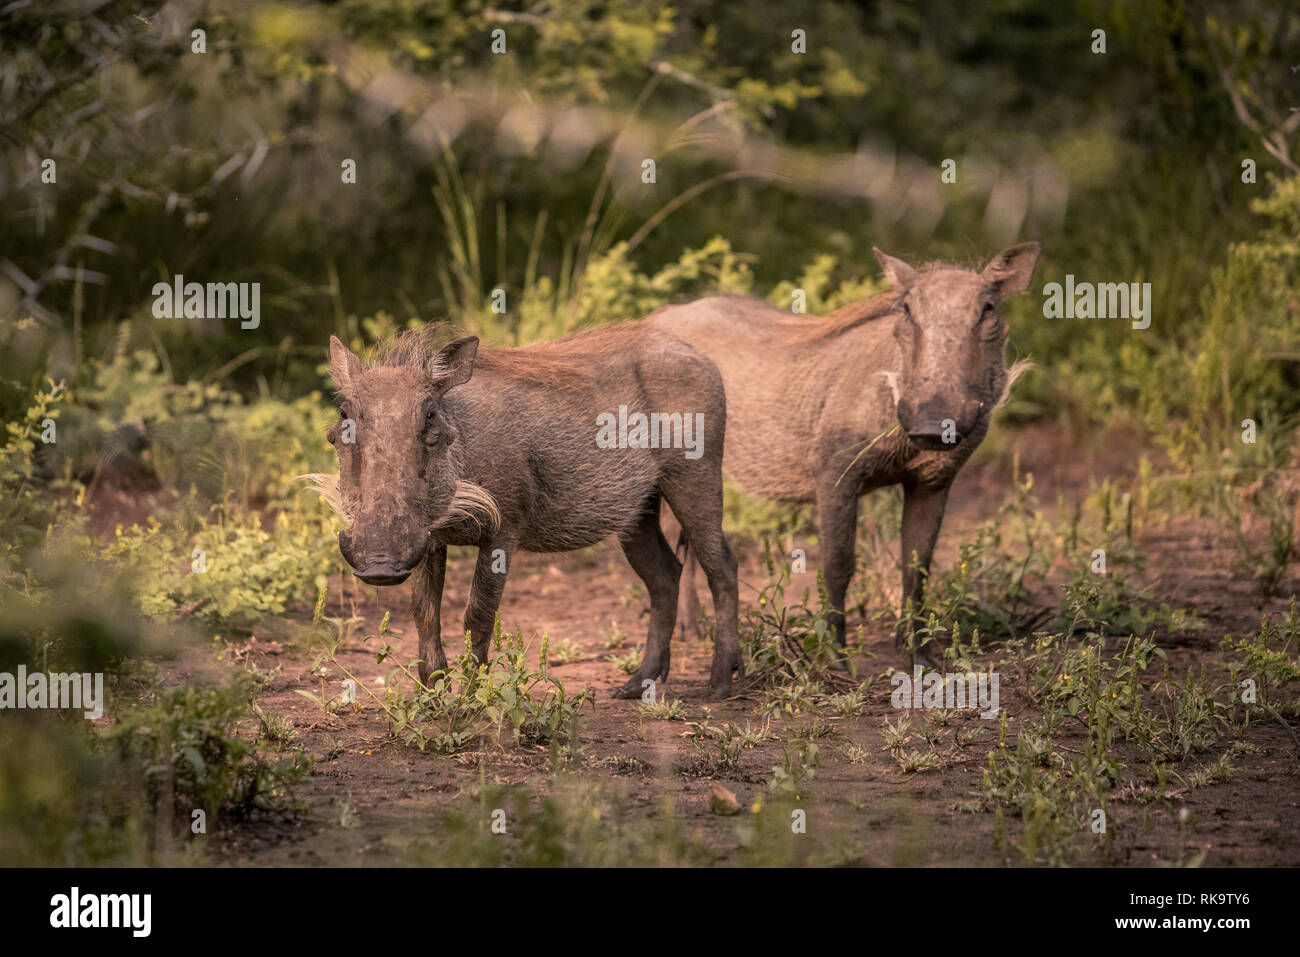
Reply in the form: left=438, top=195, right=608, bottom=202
left=322, top=333, right=500, bottom=586
left=873, top=242, right=1040, bottom=451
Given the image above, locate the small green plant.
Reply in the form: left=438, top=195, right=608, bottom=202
left=250, top=703, right=298, bottom=745
left=881, top=713, right=912, bottom=752
left=109, top=669, right=313, bottom=824
left=1224, top=601, right=1300, bottom=718
left=1182, top=753, right=1234, bottom=788
left=841, top=743, right=869, bottom=764
left=895, top=749, right=941, bottom=773
left=602, top=622, right=630, bottom=649
left=548, top=636, right=585, bottom=665
left=638, top=697, right=686, bottom=721
left=826, top=683, right=870, bottom=717
left=317, top=620, right=594, bottom=753
left=745, top=536, right=854, bottom=686
left=684, top=731, right=745, bottom=775
left=919, top=469, right=1053, bottom=640
left=679, top=711, right=768, bottom=775
left=606, top=648, right=640, bottom=675
left=768, top=724, right=821, bottom=800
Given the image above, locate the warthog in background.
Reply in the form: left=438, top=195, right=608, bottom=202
left=313, top=324, right=744, bottom=698
left=650, top=243, right=1040, bottom=659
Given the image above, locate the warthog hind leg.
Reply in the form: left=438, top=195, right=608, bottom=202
left=614, top=497, right=681, bottom=699
left=662, top=482, right=743, bottom=698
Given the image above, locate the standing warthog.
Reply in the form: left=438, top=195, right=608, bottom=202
left=311, top=323, right=744, bottom=698
left=650, top=243, right=1040, bottom=659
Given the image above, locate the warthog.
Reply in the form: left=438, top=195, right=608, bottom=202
left=311, top=323, right=744, bottom=698
left=649, top=243, right=1040, bottom=659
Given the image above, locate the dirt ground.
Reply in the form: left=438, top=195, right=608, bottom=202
left=179, top=424, right=1299, bottom=867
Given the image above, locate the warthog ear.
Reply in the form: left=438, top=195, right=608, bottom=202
left=873, top=248, right=920, bottom=288
left=428, top=335, right=479, bottom=396
left=982, top=242, right=1041, bottom=298
left=329, top=335, right=362, bottom=393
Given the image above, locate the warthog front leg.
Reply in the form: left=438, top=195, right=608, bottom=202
left=464, top=539, right=516, bottom=662
left=614, top=500, right=681, bottom=700
left=815, top=482, right=860, bottom=660
left=897, top=482, right=950, bottom=664
left=410, top=544, right=448, bottom=685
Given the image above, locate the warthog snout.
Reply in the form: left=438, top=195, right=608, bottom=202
left=338, top=530, right=425, bottom=585
left=897, top=396, right=982, bottom=450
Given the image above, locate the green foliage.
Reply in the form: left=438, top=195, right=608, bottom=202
left=106, top=505, right=337, bottom=628
left=0, top=717, right=153, bottom=867
left=5, top=0, right=1294, bottom=408
left=0, top=376, right=68, bottom=574
left=108, top=667, right=313, bottom=823
left=915, top=471, right=1193, bottom=649
left=60, top=343, right=336, bottom=508
left=1223, top=601, right=1300, bottom=717
left=745, top=536, right=845, bottom=676
left=767, top=724, right=821, bottom=800
left=0, top=665, right=310, bottom=866
left=419, top=778, right=701, bottom=867
left=312, top=620, right=595, bottom=754
left=467, top=236, right=755, bottom=346
left=918, top=469, right=1052, bottom=640
left=680, top=709, right=769, bottom=774
left=980, top=629, right=1249, bottom=864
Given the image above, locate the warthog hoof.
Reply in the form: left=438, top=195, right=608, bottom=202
left=614, top=652, right=670, bottom=700
left=613, top=677, right=651, bottom=700
left=709, top=645, right=744, bottom=699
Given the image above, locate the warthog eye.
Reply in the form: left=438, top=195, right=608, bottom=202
left=423, top=403, right=442, bottom=442
left=978, top=304, right=1005, bottom=339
